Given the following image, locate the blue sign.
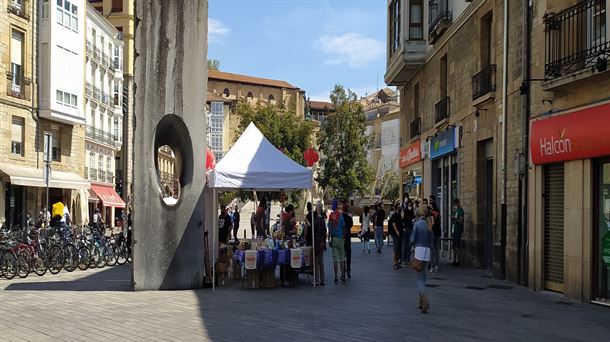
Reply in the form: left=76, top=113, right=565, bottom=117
left=429, top=128, right=457, bottom=159
left=414, top=176, right=422, bottom=184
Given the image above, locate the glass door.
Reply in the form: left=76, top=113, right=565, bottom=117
left=595, top=160, right=610, bottom=302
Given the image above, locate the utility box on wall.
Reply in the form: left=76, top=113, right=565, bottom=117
left=133, top=0, right=208, bottom=290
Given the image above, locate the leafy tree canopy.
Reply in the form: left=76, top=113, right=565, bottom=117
left=380, top=169, right=400, bottom=204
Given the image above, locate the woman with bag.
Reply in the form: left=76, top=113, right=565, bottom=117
left=410, top=204, right=433, bottom=313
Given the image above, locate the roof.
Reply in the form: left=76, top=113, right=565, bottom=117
left=309, top=101, right=335, bottom=110
left=206, top=93, right=232, bottom=103
left=208, top=70, right=298, bottom=90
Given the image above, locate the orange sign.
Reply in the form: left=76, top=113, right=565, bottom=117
left=531, top=103, right=610, bottom=165
left=400, top=140, right=422, bottom=168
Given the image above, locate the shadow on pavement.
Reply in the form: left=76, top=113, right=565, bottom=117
left=4, top=265, right=133, bottom=292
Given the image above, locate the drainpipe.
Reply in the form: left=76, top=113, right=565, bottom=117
left=517, top=0, right=532, bottom=286
left=500, top=0, right=509, bottom=280
left=32, top=0, right=40, bottom=169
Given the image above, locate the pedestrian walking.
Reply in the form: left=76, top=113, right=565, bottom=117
left=232, top=205, right=240, bottom=243
left=402, top=199, right=415, bottom=266
left=360, top=206, right=371, bottom=254
left=411, top=204, right=433, bottom=313
left=313, top=201, right=327, bottom=286
left=429, top=197, right=441, bottom=272
left=328, top=199, right=346, bottom=284
left=389, top=203, right=403, bottom=269
left=451, top=198, right=464, bottom=266
left=374, top=203, right=385, bottom=254
left=342, top=202, right=353, bottom=279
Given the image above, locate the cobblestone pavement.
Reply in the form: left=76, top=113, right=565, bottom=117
left=1, top=241, right=609, bottom=342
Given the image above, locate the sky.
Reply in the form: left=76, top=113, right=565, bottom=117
left=208, top=0, right=388, bottom=102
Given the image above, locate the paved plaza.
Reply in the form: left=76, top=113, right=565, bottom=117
left=1, top=241, right=609, bottom=342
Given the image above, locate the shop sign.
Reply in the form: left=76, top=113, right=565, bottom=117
left=603, top=232, right=610, bottom=266
left=400, top=141, right=422, bottom=168
left=429, top=127, right=458, bottom=160
left=531, top=102, right=610, bottom=165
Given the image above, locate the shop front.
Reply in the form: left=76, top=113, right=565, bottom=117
left=89, top=183, right=126, bottom=227
left=428, top=127, right=459, bottom=236
left=0, top=163, right=90, bottom=228
left=400, top=140, right=423, bottom=200
left=529, top=102, right=610, bottom=303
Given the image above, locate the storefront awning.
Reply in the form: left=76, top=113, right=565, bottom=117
left=90, top=184, right=125, bottom=208
left=0, top=163, right=90, bottom=190
left=88, top=189, right=99, bottom=203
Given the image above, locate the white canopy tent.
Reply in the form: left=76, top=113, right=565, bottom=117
left=204, top=123, right=314, bottom=290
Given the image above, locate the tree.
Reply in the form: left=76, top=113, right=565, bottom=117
left=380, top=169, right=400, bottom=204
left=207, top=59, right=220, bottom=71
left=318, top=84, right=373, bottom=200
left=230, top=101, right=314, bottom=205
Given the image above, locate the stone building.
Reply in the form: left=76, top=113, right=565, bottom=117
left=88, top=0, right=135, bottom=205
left=307, top=100, right=334, bottom=124
left=84, top=3, right=125, bottom=224
left=206, top=70, right=306, bottom=160
left=527, top=0, right=610, bottom=304
left=386, top=0, right=528, bottom=282
left=1, top=0, right=90, bottom=227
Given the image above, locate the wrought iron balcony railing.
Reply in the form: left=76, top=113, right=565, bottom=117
left=6, top=72, right=31, bottom=101
left=86, top=125, right=119, bottom=147
left=472, top=64, right=497, bottom=100
left=544, top=0, right=610, bottom=79
left=93, top=47, right=100, bottom=61
left=7, top=2, right=30, bottom=20
left=410, top=117, right=421, bottom=139
left=101, top=53, right=109, bottom=68
left=86, top=41, right=92, bottom=56
left=93, top=86, right=101, bottom=102
left=429, top=0, right=452, bottom=35
left=435, top=97, right=450, bottom=123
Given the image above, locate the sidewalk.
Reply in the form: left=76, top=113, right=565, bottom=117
left=0, top=241, right=608, bottom=341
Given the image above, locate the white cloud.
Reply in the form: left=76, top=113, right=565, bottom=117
left=317, top=33, right=384, bottom=68
left=208, top=18, right=229, bottom=43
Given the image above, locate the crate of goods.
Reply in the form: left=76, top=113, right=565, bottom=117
left=244, top=250, right=257, bottom=270
left=290, top=248, right=302, bottom=269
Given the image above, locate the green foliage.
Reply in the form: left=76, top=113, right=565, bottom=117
left=317, top=84, right=373, bottom=200
left=234, top=101, right=314, bottom=205
left=380, top=169, right=400, bottom=204
left=207, top=59, right=220, bottom=71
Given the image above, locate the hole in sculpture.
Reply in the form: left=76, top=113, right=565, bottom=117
left=153, top=114, right=193, bottom=207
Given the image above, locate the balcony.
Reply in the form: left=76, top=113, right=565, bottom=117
left=101, top=92, right=110, bottom=107
left=92, top=86, right=101, bottom=102
left=101, top=53, right=109, bottom=68
left=7, top=2, right=30, bottom=20
left=435, top=97, right=450, bottom=123
left=429, top=0, right=453, bottom=44
left=410, top=117, right=421, bottom=139
left=472, top=64, right=497, bottom=101
left=6, top=72, right=31, bottom=101
left=93, top=47, right=100, bottom=61
left=543, top=0, right=610, bottom=86
left=386, top=37, right=427, bottom=86
left=86, top=125, right=120, bottom=148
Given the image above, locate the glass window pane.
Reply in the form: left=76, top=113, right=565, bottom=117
left=56, top=90, right=62, bottom=103
left=64, top=92, right=71, bottom=104
left=64, top=0, right=70, bottom=11
left=71, top=94, right=77, bottom=106
left=57, top=0, right=61, bottom=6
left=71, top=4, right=77, bottom=15
left=64, top=11, right=70, bottom=26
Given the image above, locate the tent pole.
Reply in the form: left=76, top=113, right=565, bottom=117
left=213, top=189, right=217, bottom=292
left=311, top=167, right=316, bottom=287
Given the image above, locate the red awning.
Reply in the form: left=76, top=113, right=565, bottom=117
left=90, top=184, right=126, bottom=208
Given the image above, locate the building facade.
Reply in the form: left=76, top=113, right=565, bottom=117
left=88, top=0, right=135, bottom=205
left=527, top=0, right=610, bottom=304
left=307, top=100, right=334, bottom=124
left=206, top=70, right=306, bottom=160
left=386, top=0, right=528, bottom=282
left=84, top=3, right=124, bottom=224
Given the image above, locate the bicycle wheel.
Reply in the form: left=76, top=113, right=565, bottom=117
left=89, top=244, right=101, bottom=268
left=77, top=245, right=91, bottom=271
left=2, top=251, right=17, bottom=280
left=32, top=250, right=48, bottom=276
left=17, top=251, right=30, bottom=278
left=63, top=244, right=78, bottom=272
left=105, top=243, right=118, bottom=266
left=48, top=245, right=64, bottom=274
left=115, top=244, right=127, bottom=265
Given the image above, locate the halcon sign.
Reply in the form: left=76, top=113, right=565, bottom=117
left=531, top=103, right=610, bottom=165
left=400, top=140, right=422, bottom=168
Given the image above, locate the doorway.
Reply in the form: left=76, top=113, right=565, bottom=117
left=594, top=159, right=610, bottom=302
left=543, top=163, right=565, bottom=292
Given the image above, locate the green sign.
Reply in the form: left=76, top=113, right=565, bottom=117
left=603, top=232, right=610, bottom=265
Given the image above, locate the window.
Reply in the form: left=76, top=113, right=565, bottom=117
left=106, top=156, right=112, bottom=174
left=113, top=117, right=119, bottom=140
left=10, top=30, right=24, bottom=95
left=11, top=116, right=24, bottom=156
left=56, top=0, right=78, bottom=32
left=98, top=155, right=104, bottom=172
left=409, top=1, right=423, bottom=40
left=480, top=12, right=493, bottom=67
left=56, top=90, right=77, bottom=108
left=389, top=0, right=401, bottom=55
left=107, top=117, right=111, bottom=134
left=114, top=82, right=120, bottom=106
left=89, top=152, right=95, bottom=169
left=246, top=91, right=253, bottom=99
left=112, top=0, right=123, bottom=12
left=211, top=102, right=223, bottom=114
left=12, top=0, right=23, bottom=9
left=42, top=0, right=49, bottom=18
left=268, top=94, right=275, bottom=102
left=223, top=88, right=230, bottom=97
left=51, top=129, right=60, bottom=161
